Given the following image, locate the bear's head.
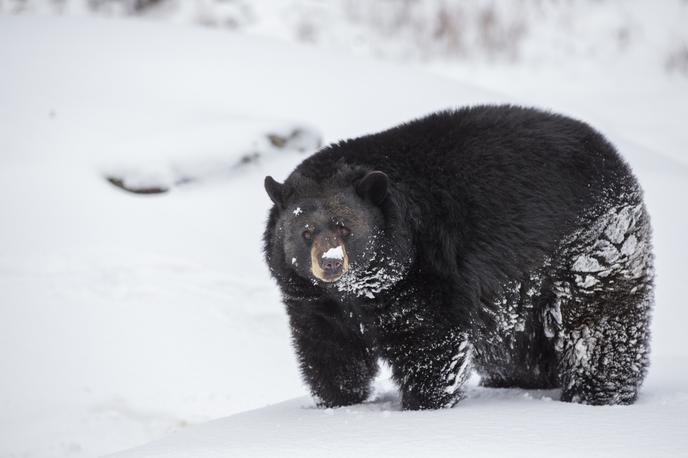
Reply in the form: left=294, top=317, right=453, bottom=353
left=264, top=168, right=411, bottom=298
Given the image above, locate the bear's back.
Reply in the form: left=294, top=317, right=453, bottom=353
left=297, top=104, right=635, bottom=221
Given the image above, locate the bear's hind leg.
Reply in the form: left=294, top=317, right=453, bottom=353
left=554, top=199, right=654, bottom=405
left=557, top=270, right=652, bottom=405
left=558, top=313, right=650, bottom=405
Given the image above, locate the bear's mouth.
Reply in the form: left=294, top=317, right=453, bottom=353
left=317, top=271, right=345, bottom=283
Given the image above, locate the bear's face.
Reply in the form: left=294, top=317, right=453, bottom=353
left=265, top=171, right=393, bottom=288
left=279, top=193, right=382, bottom=284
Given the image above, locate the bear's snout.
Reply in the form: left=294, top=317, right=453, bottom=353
left=310, top=233, right=349, bottom=282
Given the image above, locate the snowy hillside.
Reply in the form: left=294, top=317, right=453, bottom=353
left=108, top=375, right=688, bottom=458
left=4, top=0, right=688, bottom=75
left=1, top=10, right=687, bottom=458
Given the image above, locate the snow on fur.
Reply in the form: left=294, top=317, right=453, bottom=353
left=321, top=246, right=344, bottom=260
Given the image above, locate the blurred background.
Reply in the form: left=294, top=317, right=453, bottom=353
left=3, top=0, right=688, bottom=70
left=0, top=1, right=687, bottom=457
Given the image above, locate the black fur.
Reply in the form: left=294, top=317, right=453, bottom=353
left=263, top=105, right=654, bottom=410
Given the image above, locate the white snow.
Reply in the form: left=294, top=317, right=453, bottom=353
left=1, top=6, right=687, bottom=458
left=572, top=255, right=604, bottom=273
left=321, top=246, right=344, bottom=260
left=444, top=342, right=472, bottom=397
left=107, top=363, right=688, bottom=458
left=336, top=263, right=406, bottom=300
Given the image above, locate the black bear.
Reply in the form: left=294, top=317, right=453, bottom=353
left=263, top=105, right=654, bottom=410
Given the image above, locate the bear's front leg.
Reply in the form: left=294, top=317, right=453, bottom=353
left=288, top=302, right=378, bottom=408
left=384, top=326, right=472, bottom=410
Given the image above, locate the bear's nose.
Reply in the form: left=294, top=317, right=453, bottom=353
left=320, top=245, right=345, bottom=275
left=321, top=258, right=343, bottom=272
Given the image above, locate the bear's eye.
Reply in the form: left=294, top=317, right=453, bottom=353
left=338, top=226, right=351, bottom=237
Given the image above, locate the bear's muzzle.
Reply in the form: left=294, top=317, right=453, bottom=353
left=310, top=231, right=349, bottom=282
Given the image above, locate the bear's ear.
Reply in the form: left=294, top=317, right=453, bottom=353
left=264, top=176, right=285, bottom=209
left=356, top=171, right=389, bottom=205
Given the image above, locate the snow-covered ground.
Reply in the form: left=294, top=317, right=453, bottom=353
left=1, top=9, right=687, bottom=458
left=108, top=369, right=688, bottom=458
